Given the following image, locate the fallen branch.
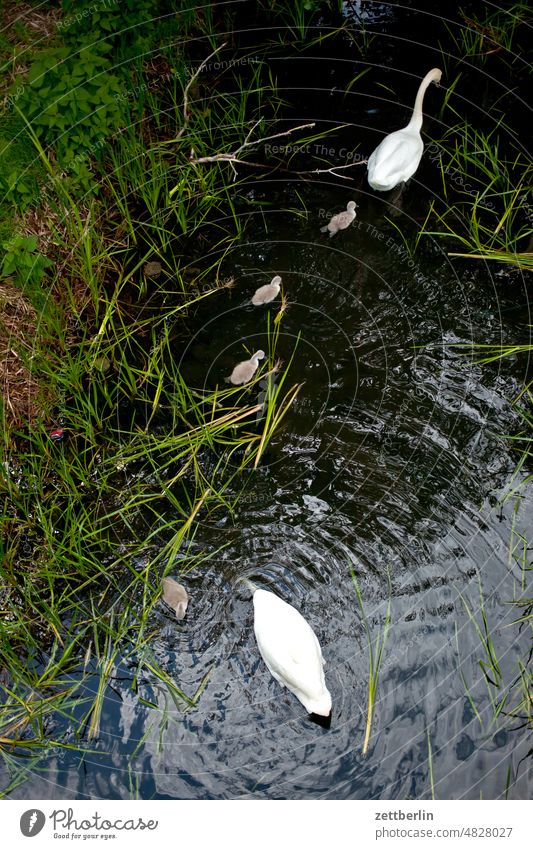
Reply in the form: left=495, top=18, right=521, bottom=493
left=189, top=121, right=317, bottom=179
left=175, top=42, right=228, bottom=141
left=293, top=159, right=368, bottom=181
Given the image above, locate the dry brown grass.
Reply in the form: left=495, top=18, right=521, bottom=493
left=1, top=1, right=60, bottom=42
left=19, top=202, right=94, bottom=323
left=0, top=2, right=61, bottom=96
left=0, top=279, right=53, bottom=427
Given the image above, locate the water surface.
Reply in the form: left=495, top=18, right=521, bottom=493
left=4, top=0, right=532, bottom=801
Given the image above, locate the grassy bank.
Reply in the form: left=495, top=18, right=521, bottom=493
left=0, top=0, right=322, bottom=770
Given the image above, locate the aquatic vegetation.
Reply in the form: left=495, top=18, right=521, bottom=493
left=443, top=4, right=531, bottom=67
left=455, top=579, right=508, bottom=732
left=351, top=571, right=391, bottom=756
left=252, top=306, right=301, bottom=469
left=454, top=562, right=532, bottom=734
left=419, top=121, right=533, bottom=270
left=258, top=0, right=344, bottom=45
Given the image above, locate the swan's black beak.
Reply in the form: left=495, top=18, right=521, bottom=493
left=309, top=711, right=332, bottom=729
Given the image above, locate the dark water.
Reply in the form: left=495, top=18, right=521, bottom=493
left=5, top=1, right=532, bottom=801
left=9, top=189, right=532, bottom=801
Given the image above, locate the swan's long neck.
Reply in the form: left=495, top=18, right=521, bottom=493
left=406, top=68, right=442, bottom=132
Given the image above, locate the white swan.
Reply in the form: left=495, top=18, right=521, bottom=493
left=162, top=577, right=188, bottom=620
left=367, top=68, right=442, bottom=191
left=251, top=275, right=282, bottom=306
left=251, top=587, right=332, bottom=719
left=229, top=350, right=265, bottom=385
left=320, top=201, right=358, bottom=237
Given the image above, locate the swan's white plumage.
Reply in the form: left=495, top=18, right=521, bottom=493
left=367, top=68, right=442, bottom=192
left=252, top=588, right=332, bottom=717
left=367, top=128, right=423, bottom=191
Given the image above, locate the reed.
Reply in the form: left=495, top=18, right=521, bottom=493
left=455, top=572, right=533, bottom=732
left=443, top=4, right=531, bottom=66
left=419, top=121, right=533, bottom=270
left=351, top=570, right=391, bottom=756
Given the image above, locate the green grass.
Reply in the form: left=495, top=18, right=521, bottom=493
left=455, top=570, right=532, bottom=732
left=419, top=120, right=533, bottom=270
left=0, top=293, right=299, bottom=752
left=257, top=0, right=345, bottom=46
left=443, top=4, right=531, bottom=67
left=0, top=5, right=310, bottom=778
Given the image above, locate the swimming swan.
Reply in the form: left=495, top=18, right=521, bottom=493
left=251, top=586, right=332, bottom=719
left=367, top=68, right=442, bottom=192
left=229, top=350, right=265, bottom=385
left=162, top=577, right=188, bottom=620
left=320, top=201, right=358, bottom=237
left=252, top=275, right=282, bottom=306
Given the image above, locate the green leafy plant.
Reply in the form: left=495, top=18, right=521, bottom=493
left=0, top=168, right=36, bottom=211
left=0, top=118, right=43, bottom=212
left=60, top=0, right=176, bottom=60
left=11, top=46, right=126, bottom=163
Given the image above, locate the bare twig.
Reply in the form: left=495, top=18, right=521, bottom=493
left=293, top=159, right=368, bottom=181
left=174, top=42, right=228, bottom=141
left=189, top=121, right=317, bottom=179
left=189, top=154, right=271, bottom=179
left=240, top=118, right=264, bottom=149
left=237, top=121, right=316, bottom=154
